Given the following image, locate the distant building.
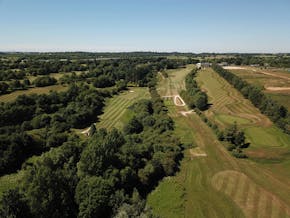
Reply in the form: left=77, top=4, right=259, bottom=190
left=196, top=62, right=211, bottom=69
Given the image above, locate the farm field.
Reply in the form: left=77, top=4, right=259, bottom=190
left=0, top=84, right=68, bottom=103
left=147, top=66, right=290, bottom=218
left=96, top=87, right=150, bottom=130
left=226, top=66, right=290, bottom=110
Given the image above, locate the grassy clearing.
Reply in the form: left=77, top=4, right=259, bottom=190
left=0, top=85, right=68, bottom=103
left=96, top=87, right=150, bottom=130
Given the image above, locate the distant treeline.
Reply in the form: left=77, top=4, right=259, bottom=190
left=0, top=56, right=188, bottom=95
left=212, top=65, right=290, bottom=134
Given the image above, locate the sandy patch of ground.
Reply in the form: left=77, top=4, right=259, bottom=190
left=265, top=86, right=290, bottom=91
left=162, top=95, right=186, bottom=107
left=81, top=127, right=90, bottom=136
left=174, top=95, right=186, bottom=106
left=189, top=147, right=207, bottom=158
left=180, top=110, right=195, bottom=117
left=223, top=66, right=246, bottom=70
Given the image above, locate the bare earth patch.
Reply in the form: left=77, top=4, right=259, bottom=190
left=189, top=147, right=207, bottom=158
left=223, top=66, right=246, bottom=70
left=180, top=110, right=195, bottom=117
left=265, top=86, right=290, bottom=91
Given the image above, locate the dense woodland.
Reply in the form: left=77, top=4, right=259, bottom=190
left=0, top=56, right=185, bottom=218
left=212, top=65, right=290, bottom=134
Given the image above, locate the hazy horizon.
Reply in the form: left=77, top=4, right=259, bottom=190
left=1, top=0, right=290, bottom=53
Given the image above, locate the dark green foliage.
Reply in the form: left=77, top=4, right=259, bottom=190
left=180, top=69, right=208, bottom=110
left=224, top=123, right=248, bottom=158
left=77, top=129, right=125, bottom=177
left=212, top=64, right=290, bottom=134
left=93, top=75, right=115, bottom=88
left=22, top=138, right=82, bottom=218
left=33, top=76, right=57, bottom=87
left=0, top=82, right=9, bottom=94
left=75, top=176, right=113, bottom=218
left=0, top=189, right=31, bottom=218
left=0, top=131, right=37, bottom=175
left=123, top=116, right=143, bottom=134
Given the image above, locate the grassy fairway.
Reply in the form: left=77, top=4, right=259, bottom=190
left=147, top=66, right=290, bottom=218
left=0, top=85, right=68, bottom=103
left=196, top=68, right=271, bottom=128
left=96, top=87, right=150, bottom=130
left=195, top=69, right=290, bottom=151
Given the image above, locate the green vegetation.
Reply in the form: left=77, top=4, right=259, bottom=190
left=215, top=114, right=251, bottom=125
left=148, top=65, right=290, bottom=218
left=212, top=65, right=290, bottom=134
left=245, top=126, right=290, bottom=149
left=147, top=177, right=185, bottom=218
left=180, top=69, right=208, bottom=110
left=96, top=87, right=150, bottom=130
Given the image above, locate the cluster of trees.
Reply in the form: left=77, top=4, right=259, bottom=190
left=0, top=86, right=182, bottom=218
left=222, top=123, right=248, bottom=158
left=0, top=84, right=110, bottom=175
left=0, top=56, right=187, bottom=217
left=180, top=69, right=208, bottom=110
left=212, top=65, right=290, bottom=134
left=0, top=79, right=31, bottom=94
left=0, top=70, right=26, bottom=81
left=33, top=76, right=57, bottom=87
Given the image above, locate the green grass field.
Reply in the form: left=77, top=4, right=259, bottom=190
left=215, top=114, right=252, bottom=125
left=0, top=84, right=68, bottom=103
left=147, top=66, right=290, bottom=218
left=266, top=92, right=290, bottom=111
left=96, top=87, right=150, bottom=130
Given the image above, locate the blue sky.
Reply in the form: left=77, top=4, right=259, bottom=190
left=0, top=0, right=290, bottom=52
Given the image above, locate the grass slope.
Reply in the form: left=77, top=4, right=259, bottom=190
left=96, top=87, right=150, bottom=130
